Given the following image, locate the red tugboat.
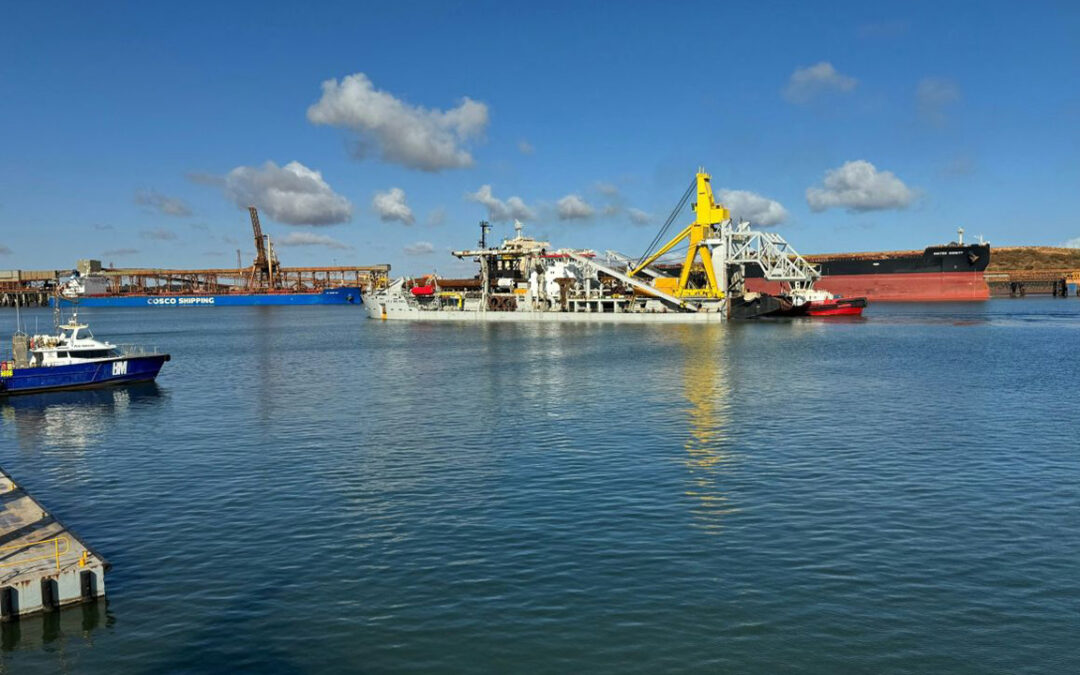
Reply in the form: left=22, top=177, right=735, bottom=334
left=782, top=288, right=867, bottom=317
left=806, top=296, right=867, bottom=316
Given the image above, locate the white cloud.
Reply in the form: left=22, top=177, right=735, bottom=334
left=134, top=189, right=192, bottom=217
left=140, top=227, right=178, bottom=241
left=783, top=62, right=858, bottom=104
left=518, top=139, right=534, bottom=155
left=588, top=182, right=651, bottom=225
left=224, top=161, right=352, bottom=226
left=276, top=231, right=352, bottom=250
left=404, top=241, right=435, bottom=256
left=557, top=194, right=595, bottom=220
left=627, top=208, right=652, bottom=225
left=0, top=245, right=11, bottom=255
left=307, top=73, right=488, bottom=172
left=806, top=160, right=916, bottom=212
left=716, top=189, right=788, bottom=226
left=103, top=248, right=139, bottom=257
left=466, top=185, right=535, bottom=222
left=1064, top=237, right=1080, bottom=249
left=372, top=187, right=414, bottom=225
left=917, top=77, right=960, bottom=126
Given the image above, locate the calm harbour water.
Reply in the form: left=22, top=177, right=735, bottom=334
left=1, top=299, right=1078, bottom=673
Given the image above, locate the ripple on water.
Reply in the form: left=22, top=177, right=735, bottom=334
left=0, top=301, right=1078, bottom=673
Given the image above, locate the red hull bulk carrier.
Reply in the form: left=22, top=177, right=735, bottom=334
left=745, top=242, right=991, bottom=302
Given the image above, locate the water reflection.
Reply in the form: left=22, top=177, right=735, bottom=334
left=0, top=599, right=112, bottom=655
left=675, top=326, right=738, bottom=533
left=0, top=383, right=165, bottom=450
left=252, top=307, right=277, bottom=423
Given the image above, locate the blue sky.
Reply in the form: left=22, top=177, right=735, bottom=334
left=2, top=1, right=1078, bottom=275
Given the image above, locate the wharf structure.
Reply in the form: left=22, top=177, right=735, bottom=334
left=0, top=270, right=55, bottom=307
left=63, top=260, right=389, bottom=298
left=2, top=207, right=391, bottom=307
left=0, top=467, right=107, bottom=620
left=984, top=247, right=1080, bottom=297
left=1, top=263, right=390, bottom=307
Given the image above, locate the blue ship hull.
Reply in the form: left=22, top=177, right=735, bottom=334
left=0, top=355, right=170, bottom=396
left=52, top=287, right=363, bottom=307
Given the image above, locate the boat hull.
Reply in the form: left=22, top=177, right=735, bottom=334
left=369, top=308, right=727, bottom=323
left=0, top=355, right=170, bottom=396
left=806, top=297, right=867, bottom=316
left=769, top=295, right=867, bottom=317
left=746, top=271, right=989, bottom=302
left=51, top=287, right=363, bottom=307
left=364, top=288, right=728, bottom=322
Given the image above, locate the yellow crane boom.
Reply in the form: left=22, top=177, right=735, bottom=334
left=629, top=170, right=729, bottom=299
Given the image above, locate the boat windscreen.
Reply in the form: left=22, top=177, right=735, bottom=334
left=72, top=349, right=116, bottom=358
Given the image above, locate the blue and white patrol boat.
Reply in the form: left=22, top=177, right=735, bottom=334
left=1, top=314, right=170, bottom=396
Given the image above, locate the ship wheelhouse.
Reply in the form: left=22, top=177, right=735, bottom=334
left=28, top=317, right=121, bottom=367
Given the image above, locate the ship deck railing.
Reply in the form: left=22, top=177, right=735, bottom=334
left=116, top=344, right=164, bottom=357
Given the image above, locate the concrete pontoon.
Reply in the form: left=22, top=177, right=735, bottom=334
left=0, top=467, right=107, bottom=620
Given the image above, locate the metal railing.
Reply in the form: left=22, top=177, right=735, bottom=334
left=116, top=344, right=163, bottom=356
left=0, top=536, right=70, bottom=572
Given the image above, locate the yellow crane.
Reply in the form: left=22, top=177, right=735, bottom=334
left=629, top=170, right=729, bottom=300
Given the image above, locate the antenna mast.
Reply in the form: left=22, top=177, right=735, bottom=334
left=13, top=290, right=22, bottom=336
left=479, top=221, right=491, bottom=249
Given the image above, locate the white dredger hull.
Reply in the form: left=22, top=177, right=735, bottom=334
left=364, top=292, right=726, bottom=323
left=372, top=308, right=726, bottom=323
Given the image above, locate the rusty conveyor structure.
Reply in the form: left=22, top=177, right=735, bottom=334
left=83, top=265, right=389, bottom=296
left=1, top=206, right=391, bottom=303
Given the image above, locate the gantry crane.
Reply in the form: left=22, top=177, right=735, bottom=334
left=246, top=206, right=280, bottom=289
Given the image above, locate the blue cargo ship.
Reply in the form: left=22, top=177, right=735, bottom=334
left=2, top=315, right=169, bottom=396
left=52, top=286, right=363, bottom=308
left=47, top=207, right=383, bottom=308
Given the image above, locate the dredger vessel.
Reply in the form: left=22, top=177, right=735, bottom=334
left=365, top=169, right=856, bottom=322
